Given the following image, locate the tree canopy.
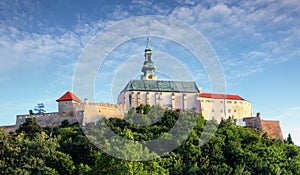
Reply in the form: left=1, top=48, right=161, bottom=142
left=1, top=105, right=300, bottom=174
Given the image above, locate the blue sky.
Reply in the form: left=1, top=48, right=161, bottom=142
left=0, top=0, right=300, bottom=144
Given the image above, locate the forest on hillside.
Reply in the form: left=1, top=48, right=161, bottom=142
left=1, top=105, right=300, bottom=175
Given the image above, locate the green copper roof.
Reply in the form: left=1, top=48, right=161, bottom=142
left=122, top=80, right=200, bottom=93
left=145, top=37, right=152, bottom=51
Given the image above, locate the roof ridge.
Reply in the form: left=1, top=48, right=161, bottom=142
left=56, top=91, right=82, bottom=103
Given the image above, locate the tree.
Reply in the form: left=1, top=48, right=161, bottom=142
left=287, top=133, right=294, bottom=145
left=16, top=118, right=42, bottom=137
left=34, top=103, right=46, bottom=114
left=3, top=105, right=300, bottom=174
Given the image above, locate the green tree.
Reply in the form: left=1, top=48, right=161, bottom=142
left=287, top=133, right=294, bottom=145
left=16, top=118, right=42, bottom=137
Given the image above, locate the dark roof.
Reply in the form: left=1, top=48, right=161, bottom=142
left=56, top=91, right=82, bottom=103
left=200, top=93, right=245, bottom=100
left=122, top=80, right=200, bottom=93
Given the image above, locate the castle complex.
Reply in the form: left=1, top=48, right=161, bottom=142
left=0, top=38, right=283, bottom=139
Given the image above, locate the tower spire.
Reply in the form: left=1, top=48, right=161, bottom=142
left=145, top=37, right=152, bottom=51
left=141, top=37, right=157, bottom=80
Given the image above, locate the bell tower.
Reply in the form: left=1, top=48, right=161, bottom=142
left=141, top=37, right=157, bottom=80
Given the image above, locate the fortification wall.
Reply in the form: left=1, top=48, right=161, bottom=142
left=16, top=112, right=82, bottom=129
left=2, top=101, right=127, bottom=132
left=82, top=102, right=126, bottom=124
left=0, top=125, right=16, bottom=133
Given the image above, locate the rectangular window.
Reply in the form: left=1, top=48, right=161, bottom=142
left=228, top=109, right=231, bottom=113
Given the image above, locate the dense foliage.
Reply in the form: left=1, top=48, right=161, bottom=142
left=1, top=105, right=300, bottom=174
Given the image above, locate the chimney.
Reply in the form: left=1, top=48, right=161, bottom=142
left=256, top=112, right=261, bottom=118
left=198, top=86, right=202, bottom=94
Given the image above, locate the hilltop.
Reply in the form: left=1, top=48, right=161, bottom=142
left=1, top=105, right=299, bottom=174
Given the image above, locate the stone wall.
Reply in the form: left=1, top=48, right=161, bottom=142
left=0, top=125, right=16, bottom=133
left=16, top=112, right=81, bottom=129
left=2, top=101, right=127, bottom=132
left=243, top=117, right=262, bottom=130
left=82, top=102, right=126, bottom=124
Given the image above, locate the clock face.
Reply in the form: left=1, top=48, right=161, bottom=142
left=148, top=75, right=153, bottom=79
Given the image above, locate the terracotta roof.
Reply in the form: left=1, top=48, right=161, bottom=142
left=200, top=93, right=245, bottom=100
left=261, top=120, right=283, bottom=140
left=56, top=91, right=82, bottom=103
left=0, top=125, right=15, bottom=129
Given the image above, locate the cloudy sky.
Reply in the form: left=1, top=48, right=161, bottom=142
left=0, top=0, right=299, bottom=144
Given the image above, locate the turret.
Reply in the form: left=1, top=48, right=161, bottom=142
left=56, top=91, right=81, bottom=116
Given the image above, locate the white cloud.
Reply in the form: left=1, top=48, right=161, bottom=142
left=169, top=0, right=300, bottom=86
left=0, top=27, right=82, bottom=77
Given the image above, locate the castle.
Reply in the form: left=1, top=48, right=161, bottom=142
left=0, top=38, right=283, bottom=140
left=2, top=91, right=127, bottom=133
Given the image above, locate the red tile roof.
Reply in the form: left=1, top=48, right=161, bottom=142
left=261, top=120, right=284, bottom=140
left=200, top=93, right=245, bottom=100
left=0, top=125, right=15, bottom=129
left=56, top=91, right=82, bottom=103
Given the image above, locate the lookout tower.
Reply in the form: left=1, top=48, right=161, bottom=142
left=56, top=91, right=82, bottom=116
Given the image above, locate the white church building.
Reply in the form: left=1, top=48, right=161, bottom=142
left=117, top=38, right=201, bottom=112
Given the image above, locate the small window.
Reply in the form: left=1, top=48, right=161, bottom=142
left=228, top=109, right=231, bottom=113
left=234, top=110, right=237, bottom=113
left=211, top=109, right=215, bottom=112
left=240, top=102, right=243, bottom=104
left=234, top=101, right=237, bottom=104
left=227, top=101, right=232, bottom=104
left=220, top=109, right=223, bottom=113
left=220, top=101, right=223, bottom=103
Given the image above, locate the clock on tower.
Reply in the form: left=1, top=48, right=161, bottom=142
left=141, top=37, right=157, bottom=80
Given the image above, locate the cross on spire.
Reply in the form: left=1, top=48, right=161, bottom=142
left=145, top=37, right=152, bottom=51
